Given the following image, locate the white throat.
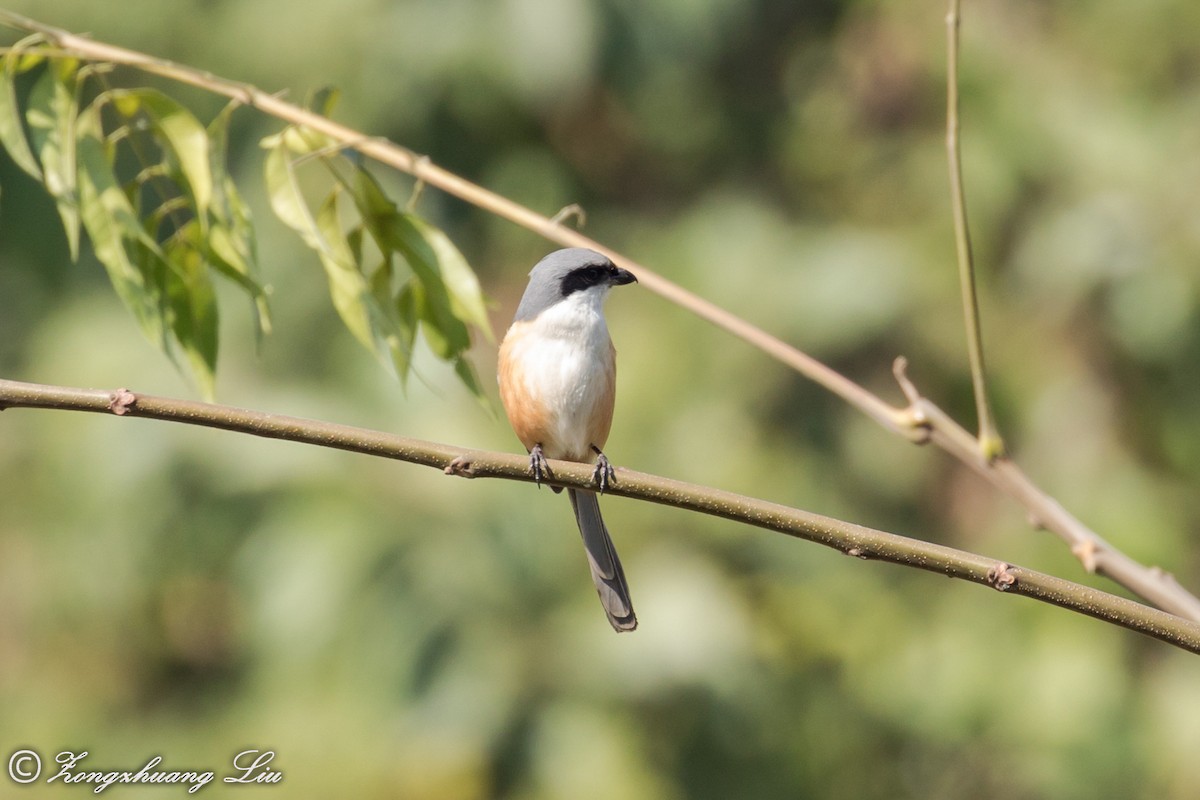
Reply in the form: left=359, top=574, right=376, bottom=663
left=531, top=285, right=612, bottom=343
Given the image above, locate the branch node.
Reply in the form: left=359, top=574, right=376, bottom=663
left=980, top=434, right=1007, bottom=464
left=986, top=562, right=1017, bottom=592
left=444, top=454, right=477, bottom=478
left=1149, top=567, right=1186, bottom=592
left=1071, top=540, right=1099, bottom=573
left=846, top=546, right=868, bottom=559
left=108, top=388, right=138, bottom=416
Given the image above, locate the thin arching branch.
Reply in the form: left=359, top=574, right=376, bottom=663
left=1, top=376, right=1199, bottom=654
left=2, top=11, right=1199, bottom=622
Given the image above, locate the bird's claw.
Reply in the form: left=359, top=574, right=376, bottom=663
left=592, top=449, right=615, bottom=493
left=530, top=444, right=549, bottom=488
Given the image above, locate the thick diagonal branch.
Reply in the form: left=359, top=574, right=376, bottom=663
left=2, top=377, right=1199, bottom=655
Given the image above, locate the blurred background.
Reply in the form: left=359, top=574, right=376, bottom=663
left=3, top=0, right=1200, bottom=797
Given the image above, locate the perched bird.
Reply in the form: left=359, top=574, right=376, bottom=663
left=497, top=248, right=638, bottom=632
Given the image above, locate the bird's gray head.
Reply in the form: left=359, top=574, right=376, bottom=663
left=513, top=248, right=637, bottom=321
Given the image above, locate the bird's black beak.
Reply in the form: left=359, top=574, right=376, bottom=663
left=612, top=267, right=637, bottom=286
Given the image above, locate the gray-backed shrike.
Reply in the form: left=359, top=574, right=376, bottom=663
left=497, top=248, right=638, bottom=632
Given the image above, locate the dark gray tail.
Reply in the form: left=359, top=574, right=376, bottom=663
left=567, top=489, right=637, bottom=632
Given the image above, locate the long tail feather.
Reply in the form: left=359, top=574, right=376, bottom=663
left=567, top=489, right=637, bottom=632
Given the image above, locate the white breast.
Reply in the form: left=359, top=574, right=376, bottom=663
left=512, top=287, right=614, bottom=460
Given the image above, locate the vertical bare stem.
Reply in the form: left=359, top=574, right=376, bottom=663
left=946, top=0, right=1003, bottom=460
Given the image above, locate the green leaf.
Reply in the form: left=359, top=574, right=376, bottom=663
left=392, top=280, right=419, bottom=384
left=207, top=100, right=237, bottom=192
left=26, top=59, right=80, bottom=259
left=76, top=110, right=168, bottom=350
left=342, top=165, right=491, bottom=397
left=264, top=139, right=321, bottom=236
left=401, top=213, right=492, bottom=341
left=108, top=88, right=212, bottom=224
left=347, top=225, right=367, bottom=270
left=384, top=213, right=471, bottom=356
left=267, top=140, right=373, bottom=348
left=314, top=194, right=417, bottom=382
left=164, top=221, right=220, bottom=399
left=313, top=188, right=377, bottom=351
left=208, top=100, right=270, bottom=337
left=272, top=124, right=339, bottom=157
left=207, top=223, right=267, bottom=303
left=397, top=273, right=462, bottom=360
left=0, top=38, right=44, bottom=180
left=347, top=166, right=489, bottom=350
left=366, top=250, right=418, bottom=383
left=267, top=138, right=418, bottom=381
left=307, top=85, right=341, bottom=118
left=79, top=98, right=220, bottom=397
left=266, top=135, right=487, bottom=395
left=347, top=163, right=396, bottom=234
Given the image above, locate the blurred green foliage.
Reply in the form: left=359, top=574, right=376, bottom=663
left=3, top=1, right=1200, bottom=798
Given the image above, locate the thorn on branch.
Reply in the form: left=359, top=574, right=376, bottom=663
left=108, top=388, right=138, bottom=416
left=986, top=562, right=1017, bottom=591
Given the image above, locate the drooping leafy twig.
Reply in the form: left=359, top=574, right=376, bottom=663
left=0, top=24, right=489, bottom=401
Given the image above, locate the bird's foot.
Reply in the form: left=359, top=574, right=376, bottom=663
left=591, top=446, right=615, bottom=493
left=530, top=444, right=550, bottom=488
